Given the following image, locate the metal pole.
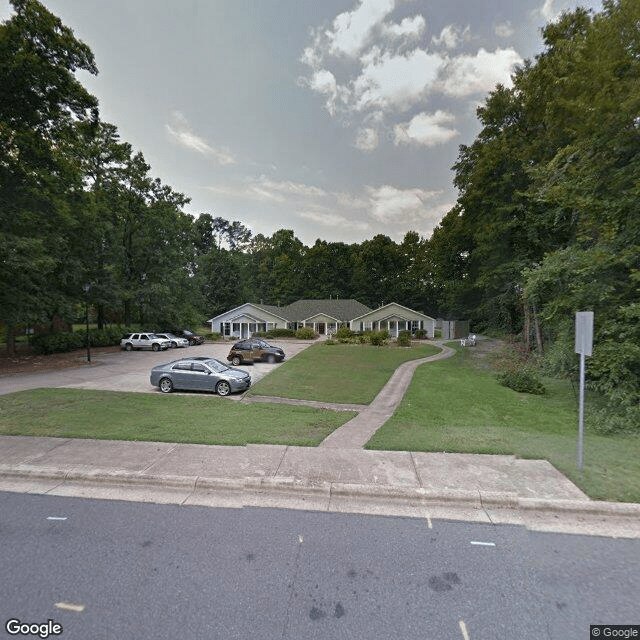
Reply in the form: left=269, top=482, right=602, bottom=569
left=84, top=284, right=91, bottom=363
left=578, top=352, right=585, bottom=470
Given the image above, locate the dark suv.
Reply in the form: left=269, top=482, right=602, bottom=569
left=227, top=339, right=285, bottom=365
left=168, top=329, right=205, bottom=346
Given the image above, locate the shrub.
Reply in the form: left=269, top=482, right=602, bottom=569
left=396, top=330, right=412, bottom=347
left=370, top=330, right=389, bottom=346
left=31, top=331, right=84, bottom=354
left=267, top=328, right=296, bottom=338
left=496, top=369, right=546, bottom=395
left=414, top=329, right=427, bottom=339
left=335, top=326, right=355, bottom=342
left=204, top=332, right=222, bottom=341
left=325, top=338, right=337, bottom=346
left=295, top=327, right=316, bottom=339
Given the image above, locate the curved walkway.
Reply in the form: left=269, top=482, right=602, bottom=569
left=242, top=341, right=456, bottom=448
left=320, top=342, right=455, bottom=448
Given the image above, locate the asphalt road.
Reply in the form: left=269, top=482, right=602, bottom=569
left=0, top=340, right=313, bottom=397
left=1, top=492, right=638, bottom=640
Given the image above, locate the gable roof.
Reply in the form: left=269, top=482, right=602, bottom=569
left=350, top=302, right=436, bottom=323
left=283, top=299, right=371, bottom=322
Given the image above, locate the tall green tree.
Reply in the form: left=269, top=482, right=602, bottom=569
left=0, top=0, right=98, bottom=349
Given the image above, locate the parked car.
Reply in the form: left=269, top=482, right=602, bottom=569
left=168, top=329, right=205, bottom=346
left=227, top=339, right=285, bottom=365
left=150, top=356, right=251, bottom=396
left=154, top=332, right=189, bottom=348
left=121, top=333, right=170, bottom=351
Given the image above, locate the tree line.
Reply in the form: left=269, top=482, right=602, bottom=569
left=2, top=0, right=638, bottom=428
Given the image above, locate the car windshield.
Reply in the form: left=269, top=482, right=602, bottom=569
left=149, top=334, right=162, bottom=339
left=182, top=330, right=194, bottom=336
left=207, top=359, right=229, bottom=373
left=256, top=340, right=271, bottom=347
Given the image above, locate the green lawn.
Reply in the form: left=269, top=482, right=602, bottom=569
left=247, top=342, right=441, bottom=404
left=366, top=343, right=640, bottom=503
left=0, top=388, right=355, bottom=447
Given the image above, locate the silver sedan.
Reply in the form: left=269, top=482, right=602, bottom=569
left=150, top=357, right=251, bottom=396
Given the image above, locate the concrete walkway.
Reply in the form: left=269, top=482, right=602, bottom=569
left=321, top=342, right=456, bottom=448
left=1, top=435, right=639, bottom=538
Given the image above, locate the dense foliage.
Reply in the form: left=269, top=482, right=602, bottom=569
left=2, top=1, right=638, bottom=429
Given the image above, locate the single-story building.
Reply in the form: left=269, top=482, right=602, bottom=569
left=208, top=299, right=436, bottom=339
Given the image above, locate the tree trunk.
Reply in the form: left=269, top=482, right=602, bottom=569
left=5, top=324, right=16, bottom=354
left=533, top=306, right=544, bottom=354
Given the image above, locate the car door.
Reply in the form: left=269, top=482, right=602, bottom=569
left=189, top=362, right=214, bottom=391
left=139, top=334, right=151, bottom=349
left=170, top=362, right=193, bottom=389
left=250, top=341, right=264, bottom=361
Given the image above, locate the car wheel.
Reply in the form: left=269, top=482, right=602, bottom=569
left=159, top=378, right=173, bottom=393
left=216, top=381, right=231, bottom=396
left=267, top=354, right=276, bottom=364
left=171, top=341, right=177, bottom=348
left=152, top=343, right=160, bottom=352
left=125, top=343, right=133, bottom=351
left=231, top=356, right=241, bottom=366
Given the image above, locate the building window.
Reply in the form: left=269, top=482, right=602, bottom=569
left=411, top=320, right=420, bottom=332
left=222, top=322, right=231, bottom=336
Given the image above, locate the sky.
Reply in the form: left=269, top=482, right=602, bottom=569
left=2, top=0, right=604, bottom=247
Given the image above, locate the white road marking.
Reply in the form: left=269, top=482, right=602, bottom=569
left=55, top=602, right=85, bottom=613
left=46, top=517, right=67, bottom=521
left=470, top=541, right=496, bottom=547
left=425, top=515, right=433, bottom=529
left=298, top=534, right=304, bottom=544
left=459, top=619, right=470, bottom=639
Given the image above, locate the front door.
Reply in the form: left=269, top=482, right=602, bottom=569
left=317, top=323, right=325, bottom=335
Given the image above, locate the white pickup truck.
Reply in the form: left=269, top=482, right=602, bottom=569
left=120, top=333, right=170, bottom=351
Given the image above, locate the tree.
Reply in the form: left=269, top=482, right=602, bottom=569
left=0, top=0, right=98, bottom=349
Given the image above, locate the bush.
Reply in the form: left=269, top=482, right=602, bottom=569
left=396, top=330, right=412, bottom=347
left=295, top=327, right=316, bottom=339
left=32, top=331, right=83, bottom=354
left=370, top=330, right=389, bottom=346
left=204, top=332, right=222, bottom=341
left=267, top=328, right=296, bottom=338
left=496, top=369, right=546, bottom=395
left=335, top=326, right=355, bottom=342
left=325, top=338, right=337, bottom=346
left=414, top=329, right=427, bottom=339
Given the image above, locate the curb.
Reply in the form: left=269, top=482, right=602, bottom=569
left=1, top=467, right=639, bottom=527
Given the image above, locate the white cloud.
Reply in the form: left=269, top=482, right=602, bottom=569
left=380, top=14, right=426, bottom=42
left=367, top=185, right=441, bottom=223
left=394, top=110, right=458, bottom=147
left=326, top=0, right=395, bottom=58
left=440, top=48, right=522, bottom=97
left=354, top=48, right=444, bottom=111
left=355, top=127, right=379, bottom=151
left=308, top=69, right=339, bottom=115
left=431, top=24, right=470, bottom=50
left=494, top=21, right=514, bottom=38
left=166, top=111, right=235, bottom=164
left=298, top=210, right=370, bottom=231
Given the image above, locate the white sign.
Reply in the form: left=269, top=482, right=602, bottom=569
left=575, top=311, right=594, bottom=357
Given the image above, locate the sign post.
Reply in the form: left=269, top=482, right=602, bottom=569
left=575, top=311, right=593, bottom=471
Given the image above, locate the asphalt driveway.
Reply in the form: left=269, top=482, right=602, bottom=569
left=0, top=340, right=314, bottom=396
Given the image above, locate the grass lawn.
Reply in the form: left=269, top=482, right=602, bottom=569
left=247, top=342, right=441, bottom=404
left=0, top=388, right=355, bottom=447
left=366, top=343, right=640, bottom=503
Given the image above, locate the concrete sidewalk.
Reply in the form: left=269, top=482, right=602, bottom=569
left=1, top=435, right=639, bottom=539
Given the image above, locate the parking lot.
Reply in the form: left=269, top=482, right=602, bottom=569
left=0, top=340, right=315, bottom=397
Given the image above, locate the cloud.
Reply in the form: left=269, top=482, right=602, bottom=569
left=380, top=14, right=426, bottom=42
left=166, top=111, right=235, bottom=164
left=394, top=110, right=458, bottom=147
left=307, top=69, right=339, bottom=115
left=354, top=47, right=443, bottom=111
left=494, top=21, right=514, bottom=38
left=206, top=176, right=326, bottom=203
left=298, top=210, right=370, bottom=231
left=366, top=185, right=442, bottom=223
left=355, top=127, right=379, bottom=151
left=439, top=48, right=522, bottom=97
left=325, top=0, right=395, bottom=58
left=431, top=24, right=470, bottom=50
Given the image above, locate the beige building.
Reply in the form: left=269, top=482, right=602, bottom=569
left=208, top=299, right=435, bottom=339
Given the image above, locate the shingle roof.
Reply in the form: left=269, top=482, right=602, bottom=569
left=282, top=299, right=372, bottom=322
